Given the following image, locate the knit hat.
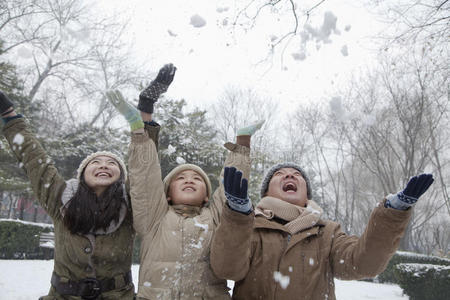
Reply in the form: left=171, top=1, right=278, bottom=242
left=76, top=151, right=127, bottom=181
left=260, top=163, right=312, bottom=199
left=163, top=164, right=212, bottom=199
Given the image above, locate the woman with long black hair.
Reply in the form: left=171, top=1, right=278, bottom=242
left=1, top=90, right=142, bottom=299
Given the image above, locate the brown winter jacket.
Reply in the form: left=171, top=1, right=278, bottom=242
left=2, top=118, right=157, bottom=300
left=128, top=131, right=250, bottom=300
left=211, top=200, right=412, bottom=300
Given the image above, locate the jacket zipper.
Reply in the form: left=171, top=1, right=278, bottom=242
left=273, top=233, right=291, bottom=299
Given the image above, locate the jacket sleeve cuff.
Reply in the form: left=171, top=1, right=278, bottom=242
left=385, top=193, right=412, bottom=210
left=2, top=114, right=23, bottom=125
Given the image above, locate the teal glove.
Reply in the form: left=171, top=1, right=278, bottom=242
left=106, top=90, right=144, bottom=131
left=237, top=120, right=265, bottom=136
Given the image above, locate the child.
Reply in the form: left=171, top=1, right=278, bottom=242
left=107, top=64, right=263, bottom=299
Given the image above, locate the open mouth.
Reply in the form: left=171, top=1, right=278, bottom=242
left=282, top=182, right=297, bottom=192
left=182, top=186, right=196, bottom=192
left=95, top=172, right=112, bottom=178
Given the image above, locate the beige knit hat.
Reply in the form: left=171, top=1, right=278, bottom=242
left=76, top=151, right=127, bottom=181
left=163, top=164, right=212, bottom=199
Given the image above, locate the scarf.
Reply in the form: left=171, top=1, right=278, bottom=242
left=255, top=196, right=323, bottom=234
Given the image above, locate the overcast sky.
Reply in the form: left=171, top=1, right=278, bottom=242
left=97, top=0, right=384, bottom=115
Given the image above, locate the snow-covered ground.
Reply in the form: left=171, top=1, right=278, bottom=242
left=0, top=260, right=408, bottom=299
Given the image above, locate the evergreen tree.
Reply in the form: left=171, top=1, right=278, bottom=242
left=153, top=98, right=224, bottom=190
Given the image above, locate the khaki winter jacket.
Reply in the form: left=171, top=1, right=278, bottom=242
left=128, top=131, right=250, bottom=300
left=211, top=201, right=412, bottom=300
left=2, top=118, right=148, bottom=300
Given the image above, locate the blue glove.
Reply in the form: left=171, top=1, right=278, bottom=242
left=386, top=173, right=434, bottom=210
left=224, top=167, right=252, bottom=214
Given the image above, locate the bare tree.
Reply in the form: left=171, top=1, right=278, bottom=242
left=210, top=85, right=279, bottom=202
left=220, top=0, right=338, bottom=64
left=368, top=0, right=449, bottom=46
left=338, top=49, right=449, bottom=251
left=0, top=0, right=147, bottom=130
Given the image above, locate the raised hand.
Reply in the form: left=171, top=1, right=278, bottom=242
left=224, top=167, right=252, bottom=214
left=400, top=173, right=434, bottom=204
left=387, top=173, right=434, bottom=210
left=138, top=63, right=177, bottom=113
left=154, top=63, right=177, bottom=85
left=237, top=120, right=265, bottom=137
left=106, top=90, right=144, bottom=131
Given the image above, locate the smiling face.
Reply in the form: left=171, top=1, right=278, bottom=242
left=167, top=170, right=209, bottom=206
left=83, top=155, right=121, bottom=196
left=265, top=167, right=308, bottom=207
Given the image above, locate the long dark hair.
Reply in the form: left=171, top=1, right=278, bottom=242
left=63, top=169, right=127, bottom=235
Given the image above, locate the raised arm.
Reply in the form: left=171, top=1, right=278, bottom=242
left=105, top=75, right=175, bottom=235
left=128, top=129, right=168, bottom=235
left=209, top=121, right=264, bottom=222
left=210, top=167, right=255, bottom=281
left=1, top=91, right=66, bottom=219
left=331, top=174, right=433, bottom=279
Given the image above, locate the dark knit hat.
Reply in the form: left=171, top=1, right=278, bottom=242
left=260, top=163, right=312, bottom=199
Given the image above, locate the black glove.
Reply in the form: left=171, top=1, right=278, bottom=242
left=224, top=167, right=252, bottom=214
left=138, top=63, right=177, bottom=113
left=386, top=173, right=434, bottom=210
left=0, top=90, right=15, bottom=116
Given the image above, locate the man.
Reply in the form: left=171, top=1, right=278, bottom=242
left=211, top=163, right=433, bottom=300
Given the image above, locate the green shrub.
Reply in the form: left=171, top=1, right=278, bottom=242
left=394, top=263, right=450, bottom=300
left=0, top=219, right=53, bottom=259
left=377, top=251, right=450, bottom=283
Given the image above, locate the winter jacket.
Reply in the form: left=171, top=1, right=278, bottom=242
left=211, top=200, right=412, bottom=300
left=128, top=131, right=250, bottom=300
left=2, top=118, right=157, bottom=300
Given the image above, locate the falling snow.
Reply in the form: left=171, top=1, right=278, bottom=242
left=273, top=271, right=290, bottom=289
left=190, top=14, right=206, bottom=28
left=13, top=134, right=24, bottom=145
left=341, top=45, right=349, bottom=56
left=176, top=157, right=186, bottom=164
left=143, top=281, right=152, bottom=287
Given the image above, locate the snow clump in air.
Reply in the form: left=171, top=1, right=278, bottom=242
left=13, top=133, right=24, bottom=145
left=216, top=7, right=229, bottom=13
left=273, top=271, right=290, bottom=289
left=292, top=52, right=306, bottom=61
left=190, top=14, right=207, bottom=28
left=176, top=157, right=186, bottom=164
left=301, top=11, right=340, bottom=45
left=341, top=45, right=349, bottom=56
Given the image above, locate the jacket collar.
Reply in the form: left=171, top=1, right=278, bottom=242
left=255, top=215, right=327, bottom=244
left=172, top=204, right=202, bottom=217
